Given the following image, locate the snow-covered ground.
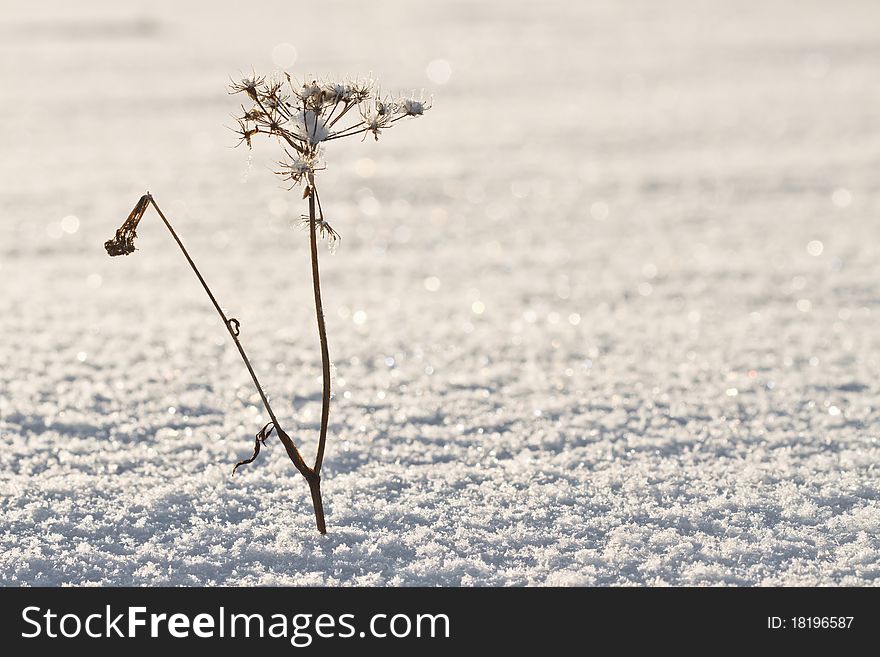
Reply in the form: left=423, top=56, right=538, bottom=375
left=2, top=0, right=880, bottom=586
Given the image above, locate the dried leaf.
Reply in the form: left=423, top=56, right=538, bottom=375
left=232, top=421, right=276, bottom=475
left=104, top=194, right=151, bottom=257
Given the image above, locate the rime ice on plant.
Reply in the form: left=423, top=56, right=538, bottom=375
left=230, top=73, right=430, bottom=244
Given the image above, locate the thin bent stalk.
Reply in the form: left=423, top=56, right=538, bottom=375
left=123, top=193, right=327, bottom=533
left=307, top=176, right=332, bottom=475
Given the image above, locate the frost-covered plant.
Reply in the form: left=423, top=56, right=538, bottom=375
left=104, top=72, right=428, bottom=534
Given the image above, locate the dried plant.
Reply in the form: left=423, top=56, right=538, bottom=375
left=105, top=71, right=429, bottom=533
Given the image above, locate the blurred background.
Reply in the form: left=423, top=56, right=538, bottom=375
left=1, top=0, right=879, bottom=585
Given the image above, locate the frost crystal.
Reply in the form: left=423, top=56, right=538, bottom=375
left=401, top=98, right=428, bottom=116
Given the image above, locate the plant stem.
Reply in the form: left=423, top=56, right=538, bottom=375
left=146, top=194, right=326, bottom=531
left=306, top=177, right=332, bottom=475
left=305, top=471, right=326, bottom=534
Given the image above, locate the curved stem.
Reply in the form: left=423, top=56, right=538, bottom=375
left=307, top=177, right=332, bottom=474
left=147, top=195, right=311, bottom=476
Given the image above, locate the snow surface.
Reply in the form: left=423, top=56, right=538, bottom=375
left=2, top=0, right=880, bottom=586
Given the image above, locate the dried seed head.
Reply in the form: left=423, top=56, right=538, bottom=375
left=347, top=79, right=374, bottom=103
left=359, top=106, right=393, bottom=141
left=322, top=82, right=351, bottom=104
left=229, top=74, right=265, bottom=102
left=299, top=214, right=341, bottom=249
left=234, top=118, right=260, bottom=149
left=297, top=80, right=323, bottom=107
left=275, top=151, right=323, bottom=187
left=375, top=97, right=396, bottom=116
left=104, top=194, right=151, bottom=257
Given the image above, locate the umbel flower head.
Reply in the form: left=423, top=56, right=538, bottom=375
left=230, top=72, right=430, bottom=248
left=230, top=72, right=430, bottom=180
